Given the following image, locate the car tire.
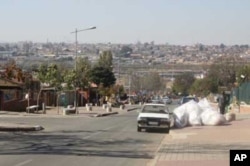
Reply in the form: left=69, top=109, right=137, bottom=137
left=137, top=126, right=141, bottom=132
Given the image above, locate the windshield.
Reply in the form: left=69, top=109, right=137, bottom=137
left=141, top=105, right=168, bottom=114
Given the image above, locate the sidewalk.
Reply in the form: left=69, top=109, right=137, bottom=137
left=0, top=104, right=138, bottom=117
left=149, top=113, right=250, bottom=166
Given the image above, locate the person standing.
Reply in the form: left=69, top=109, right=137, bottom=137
left=218, top=91, right=226, bottom=114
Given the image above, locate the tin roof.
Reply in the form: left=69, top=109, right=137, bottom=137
left=0, top=78, right=23, bottom=89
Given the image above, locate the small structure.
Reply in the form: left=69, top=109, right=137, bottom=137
left=62, top=105, right=76, bottom=115
left=26, top=105, right=39, bottom=113
left=0, top=76, right=41, bottom=112
left=0, top=77, right=25, bottom=111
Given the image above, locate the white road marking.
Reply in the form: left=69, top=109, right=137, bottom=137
left=14, top=159, right=32, bottom=166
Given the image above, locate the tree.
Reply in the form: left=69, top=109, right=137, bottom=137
left=172, top=72, right=195, bottom=96
left=130, top=74, right=142, bottom=92
left=220, top=43, right=225, bottom=49
left=119, top=46, right=132, bottom=57
left=140, top=72, right=165, bottom=92
left=3, top=60, right=34, bottom=91
left=37, top=64, right=48, bottom=83
left=4, top=59, right=17, bottom=79
left=75, top=57, right=92, bottom=88
left=0, top=45, right=5, bottom=51
left=189, top=77, right=218, bottom=97
left=4, top=60, right=30, bottom=83
left=37, top=64, right=63, bottom=89
left=236, top=65, right=250, bottom=85
left=63, top=69, right=76, bottom=90
left=90, top=51, right=117, bottom=97
left=88, top=66, right=116, bottom=88
left=98, top=50, right=113, bottom=71
left=45, top=64, right=63, bottom=89
left=99, top=84, right=125, bottom=99
left=206, top=55, right=241, bottom=90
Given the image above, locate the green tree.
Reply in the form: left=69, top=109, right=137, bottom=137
left=89, top=51, right=116, bottom=97
left=140, top=72, right=164, bottom=92
left=172, top=72, right=195, bottom=96
left=206, top=55, right=241, bottom=90
left=76, top=57, right=92, bottom=88
left=236, top=65, right=250, bottom=85
left=88, top=66, right=116, bottom=88
left=119, top=46, right=132, bottom=57
left=63, top=69, right=76, bottom=90
left=189, top=77, right=217, bottom=97
left=37, top=64, right=48, bottom=83
left=98, top=50, right=113, bottom=71
left=37, top=64, right=63, bottom=89
left=59, top=57, right=92, bottom=90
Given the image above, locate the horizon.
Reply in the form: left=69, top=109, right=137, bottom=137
left=1, top=0, right=250, bottom=45
left=1, top=41, right=250, bottom=47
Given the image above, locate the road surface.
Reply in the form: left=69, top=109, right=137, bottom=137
left=0, top=109, right=173, bottom=166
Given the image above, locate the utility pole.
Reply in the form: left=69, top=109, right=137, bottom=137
left=71, top=26, right=96, bottom=113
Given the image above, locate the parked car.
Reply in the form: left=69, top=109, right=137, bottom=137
left=137, top=103, right=171, bottom=133
left=127, top=95, right=140, bottom=104
left=151, top=96, right=162, bottom=104
left=161, top=96, right=172, bottom=104
left=178, top=96, right=198, bottom=105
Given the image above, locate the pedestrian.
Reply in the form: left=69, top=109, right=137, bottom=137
left=218, top=91, right=226, bottom=114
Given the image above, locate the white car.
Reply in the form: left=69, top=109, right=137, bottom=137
left=178, top=96, right=198, bottom=105
left=161, top=96, right=172, bottom=104
left=137, top=103, right=171, bottom=133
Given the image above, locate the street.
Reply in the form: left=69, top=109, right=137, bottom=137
left=0, top=110, right=170, bottom=166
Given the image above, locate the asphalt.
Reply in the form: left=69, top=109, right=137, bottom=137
left=3, top=104, right=249, bottom=166
left=0, top=104, right=139, bottom=131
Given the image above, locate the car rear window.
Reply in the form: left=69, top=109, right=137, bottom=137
left=142, top=105, right=168, bottom=114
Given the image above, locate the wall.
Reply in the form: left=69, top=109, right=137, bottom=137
left=3, top=99, right=42, bottom=112
left=239, top=105, right=250, bottom=113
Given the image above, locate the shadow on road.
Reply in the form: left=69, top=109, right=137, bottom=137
left=0, top=131, right=154, bottom=159
left=141, top=129, right=170, bottom=134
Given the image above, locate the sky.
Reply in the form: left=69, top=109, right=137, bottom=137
left=1, top=0, right=250, bottom=45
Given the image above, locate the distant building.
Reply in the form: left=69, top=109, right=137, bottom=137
left=0, top=51, right=14, bottom=59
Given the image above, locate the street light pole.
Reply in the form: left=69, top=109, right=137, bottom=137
left=118, top=55, right=120, bottom=84
left=129, top=75, right=131, bottom=104
left=71, top=26, right=96, bottom=113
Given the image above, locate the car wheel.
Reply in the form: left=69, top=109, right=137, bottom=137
left=137, top=126, right=141, bottom=132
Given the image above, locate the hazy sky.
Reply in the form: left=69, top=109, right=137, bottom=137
left=1, top=0, right=250, bottom=45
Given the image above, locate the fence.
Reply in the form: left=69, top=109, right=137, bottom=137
left=235, top=82, right=250, bottom=104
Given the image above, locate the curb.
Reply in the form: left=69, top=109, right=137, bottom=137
left=94, top=111, right=118, bottom=117
left=0, top=125, right=44, bottom=132
left=126, top=107, right=140, bottom=112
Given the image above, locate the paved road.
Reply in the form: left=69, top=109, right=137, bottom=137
left=0, top=110, right=169, bottom=166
